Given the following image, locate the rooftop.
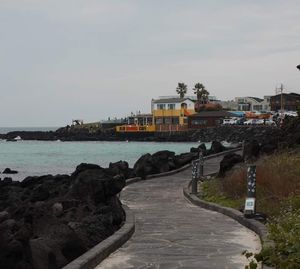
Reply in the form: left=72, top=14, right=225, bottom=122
left=152, top=97, right=195, bottom=104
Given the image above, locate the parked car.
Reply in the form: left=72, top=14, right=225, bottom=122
left=244, top=119, right=256, bottom=125
left=244, top=119, right=264, bottom=125
left=222, top=118, right=238, bottom=125
left=236, top=118, right=246, bottom=125
left=264, top=119, right=276, bottom=126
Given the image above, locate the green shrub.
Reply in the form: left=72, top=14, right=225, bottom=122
left=259, top=196, right=300, bottom=269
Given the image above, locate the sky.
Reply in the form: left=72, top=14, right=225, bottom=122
left=1, top=0, right=300, bottom=126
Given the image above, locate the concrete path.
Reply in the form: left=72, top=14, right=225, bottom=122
left=96, top=154, right=261, bottom=269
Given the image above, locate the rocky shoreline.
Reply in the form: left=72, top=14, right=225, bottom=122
left=0, top=125, right=283, bottom=143
left=1, top=116, right=299, bottom=269
left=0, top=139, right=235, bottom=269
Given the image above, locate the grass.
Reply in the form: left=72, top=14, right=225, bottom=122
left=200, top=150, right=300, bottom=269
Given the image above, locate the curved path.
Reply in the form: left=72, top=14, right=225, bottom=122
left=96, top=154, right=261, bottom=269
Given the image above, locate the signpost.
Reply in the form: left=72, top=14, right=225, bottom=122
left=191, top=160, right=198, bottom=194
left=191, top=152, right=204, bottom=194
left=244, top=165, right=257, bottom=217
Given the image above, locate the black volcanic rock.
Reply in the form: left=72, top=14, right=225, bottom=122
left=174, top=152, right=197, bottom=167
left=244, top=140, right=260, bottom=163
left=2, top=168, right=18, bottom=174
left=208, top=141, right=226, bottom=154
left=106, top=161, right=132, bottom=179
left=0, top=165, right=125, bottom=269
left=133, top=153, right=155, bottom=178
left=133, top=150, right=178, bottom=178
left=218, top=153, right=244, bottom=177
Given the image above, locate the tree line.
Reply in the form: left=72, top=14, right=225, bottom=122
left=176, top=82, right=210, bottom=104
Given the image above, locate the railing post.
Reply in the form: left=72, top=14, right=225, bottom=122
left=191, top=160, right=198, bottom=194
left=198, top=151, right=204, bottom=179
left=244, top=164, right=257, bottom=217
left=191, top=151, right=205, bottom=194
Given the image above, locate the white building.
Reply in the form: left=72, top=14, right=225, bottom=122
left=234, top=96, right=271, bottom=112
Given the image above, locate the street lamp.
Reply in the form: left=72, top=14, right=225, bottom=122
left=297, top=65, right=300, bottom=71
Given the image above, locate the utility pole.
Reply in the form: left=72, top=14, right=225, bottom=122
left=276, top=83, right=284, bottom=125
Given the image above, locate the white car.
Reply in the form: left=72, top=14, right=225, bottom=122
left=284, top=111, right=298, bottom=117
left=264, top=119, right=276, bottom=126
left=222, top=118, right=237, bottom=125
left=244, top=119, right=256, bottom=125
left=255, top=119, right=265, bottom=125
left=244, top=119, right=264, bottom=125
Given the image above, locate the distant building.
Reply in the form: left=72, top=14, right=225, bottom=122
left=270, top=92, right=300, bottom=112
left=234, top=96, right=271, bottom=111
left=188, top=111, right=235, bottom=129
left=127, top=113, right=153, bottom=125
left=218, top=100, right=239, bottom=111
left=151, top=97, right=196, bottom=125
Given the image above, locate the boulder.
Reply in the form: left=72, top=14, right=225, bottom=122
left=0, top=177, right=13, bottom=186
left=209, top=141, right=225, bottom=154
left=52, top=203, right=64, bottom=217
left=107, top=161, right=131, bottom=179
left=174, top=152, right=197, bottom=167
left=0, top=163, right=126, bottom=269
left=69, top=168, right=125, bottom=204
left=244, top=140, right=260, bottom=163
left=152, top=150, right=176, bottom=173
left=133, top=153, right=155, bottom=178
left=190, top=143, right=207, bottom=155
left=71, top=163, right=102, bottom=178
left=218, top=153, right=244, bottom=177
left=2, top=168, right=18, bottom=174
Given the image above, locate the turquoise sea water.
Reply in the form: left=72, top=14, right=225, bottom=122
left=0, top=140, right=202, bottom=181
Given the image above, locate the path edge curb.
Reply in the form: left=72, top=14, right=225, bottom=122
left=62, top=205, right=135, bottom=269
left=183, top=184, right=275, bottom=269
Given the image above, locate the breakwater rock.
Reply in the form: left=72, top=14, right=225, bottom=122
left=0, top=164, right=125, bottom=269
left=0, top=125, right=283, bottom=143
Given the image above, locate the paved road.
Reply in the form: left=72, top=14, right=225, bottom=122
left=96, top=153, right=260, bottom=269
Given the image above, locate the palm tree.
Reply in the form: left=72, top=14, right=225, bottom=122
left=193, top=83, right=209, bottom=104
left=176, top=82, right=187, bottom=98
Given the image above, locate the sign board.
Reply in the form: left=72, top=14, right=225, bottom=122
left=244, top=197, right=255, bottom=213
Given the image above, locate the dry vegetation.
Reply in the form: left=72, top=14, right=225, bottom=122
left=201, top=149, right=300, bottom=269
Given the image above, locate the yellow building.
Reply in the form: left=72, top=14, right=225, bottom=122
left=116, top=97, right=197, bottom=133
left=151, top=97, right=196, bottom=126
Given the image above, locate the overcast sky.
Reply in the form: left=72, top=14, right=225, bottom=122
left=1, top=0, right=300, bottom=126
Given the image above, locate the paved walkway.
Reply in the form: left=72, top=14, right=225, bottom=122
left=96, top=154, right=261, bottom=269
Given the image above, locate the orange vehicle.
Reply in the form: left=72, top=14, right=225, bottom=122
left=245, top=111, right=271, bottom=119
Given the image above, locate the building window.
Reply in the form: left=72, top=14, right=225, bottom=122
left=167, top=104, right=175, bottom=110
left=253, top=105, right=262, bottom=111
left=157, top=104, right=166, bottom=110
left=155, top=118, right=163, bottom=124
left=164, top=117, right=172, bottom=124
left=173, top=117, right=180, bottom=124
left=191, top=119, right=207, bottom=125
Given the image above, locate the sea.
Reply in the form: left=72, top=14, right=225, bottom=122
left=0, top=127, right=202, bottom=181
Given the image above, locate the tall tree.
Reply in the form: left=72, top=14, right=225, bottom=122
left=176, top=82, right=187, bottom=98
left=193, top=83, right=209, bottom=104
